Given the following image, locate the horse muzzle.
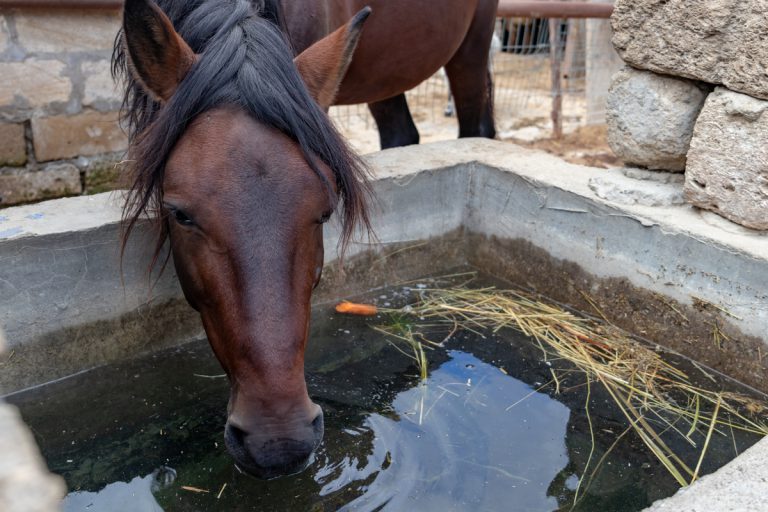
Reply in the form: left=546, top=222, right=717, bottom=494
left=224, top=406, right=324, bottom=479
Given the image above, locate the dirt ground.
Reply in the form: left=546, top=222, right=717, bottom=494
left=506, top=124, right=623, bottom=169
left=331, top=96, right=621, bottom=170
left=330, top=53, right=621, bottom=168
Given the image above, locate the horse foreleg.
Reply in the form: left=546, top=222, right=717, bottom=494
left=444, top=0, right=498, bottom=139
left=367, top=93, right=420, bottom=150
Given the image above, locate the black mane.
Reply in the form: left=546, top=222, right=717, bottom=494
left=113, top=0, right=370, bottom=265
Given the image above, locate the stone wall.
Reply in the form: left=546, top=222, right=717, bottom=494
left=605, top=0, right=768, bottom=231
left=0, top=7, right=124, bottom=207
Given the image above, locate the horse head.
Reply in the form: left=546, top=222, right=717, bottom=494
left=118, top=0, right=371, bottom=479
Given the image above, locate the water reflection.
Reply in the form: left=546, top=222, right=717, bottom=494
left=63, top=466, right=175, bottom=512
left=57, top=351, right=571, bottom=512
left=334, top=351, right=570, bottom=511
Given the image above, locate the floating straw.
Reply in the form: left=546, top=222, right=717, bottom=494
left=337, top=283, right=768, bottom=491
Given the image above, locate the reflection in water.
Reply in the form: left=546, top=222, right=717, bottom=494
left=345, top=351, right=570, bottom=511
left=335, top=351, right=570, bottom=511
left=55, top=350, right=570, bottom=512
left=63, top=466, right=175, bottom=512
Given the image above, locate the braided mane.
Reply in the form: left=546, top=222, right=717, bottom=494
left=113, top=0, right=371, bottom=266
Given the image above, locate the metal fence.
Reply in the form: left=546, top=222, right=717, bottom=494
left=331, top=4, right=621, bottom=151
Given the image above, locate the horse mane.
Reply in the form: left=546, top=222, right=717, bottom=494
left=112, top=0, right=371, bottom=269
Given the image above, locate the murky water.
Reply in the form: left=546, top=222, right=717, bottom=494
left=8, top=272, right=765, bottom=511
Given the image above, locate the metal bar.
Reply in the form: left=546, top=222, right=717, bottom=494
left=548, top=18, right=563, bottom=139
left=497, top=1, right=614, bottom=19
left=1, top=0, right=614, bottom=16
left=0, top=0, right=120, bottom=8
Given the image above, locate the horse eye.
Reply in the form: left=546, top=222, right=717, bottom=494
left=319, top=211, right=332, bottom=224
left=170, top=208, right=195, bottom=227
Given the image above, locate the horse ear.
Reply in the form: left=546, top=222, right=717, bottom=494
left=122, top=0, right=197, bottom=102
left=294, top=7, right=371, bottom=109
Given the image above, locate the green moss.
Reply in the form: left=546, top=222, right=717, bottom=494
left=84, top=158, right=122, bottom=195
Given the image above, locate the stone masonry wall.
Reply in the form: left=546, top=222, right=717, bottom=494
left=0, top=8, right=125, bottom=207
left=605, top=0, right=768, bottom=231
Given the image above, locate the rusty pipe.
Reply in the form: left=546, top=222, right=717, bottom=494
left=497, top=1, right=614, bottom=19
left=0, top=0, right=120, bottom=9
left=1, top=0, right=614, bottom=17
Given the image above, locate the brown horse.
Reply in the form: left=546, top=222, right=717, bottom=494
left=115, top=0, right=498, bottom=479
left=282, top=0, right=498, bottom=148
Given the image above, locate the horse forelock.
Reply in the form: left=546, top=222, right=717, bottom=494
left=113, top=0, right=371, bottom=271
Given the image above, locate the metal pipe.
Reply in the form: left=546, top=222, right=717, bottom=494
left=497, top=1, right=614, bottom=19
left=0, top=0, right=120, bottom=9
left=0, top=0, right=615, bottom=17
left=548, top=18, right=563, bottom=139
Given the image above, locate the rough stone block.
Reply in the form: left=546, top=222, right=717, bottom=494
left=15, top=9, right=120, bottom=53
left=606, top=67, right=708, bottom=171
left=684, top=88, right=768, bottom=230
left=612, top=0, right=768, bottom=100
left=0, top=59, right=71, bottom=109
left=0, top=123, right=26, bottom=166
left=0, top=164, right=82, bottom=206
left=31, top=111, right=127, bottom=162
left=82, top=59, right=120, bottom=107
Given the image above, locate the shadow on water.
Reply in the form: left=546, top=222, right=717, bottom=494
left=8, top=272, right=765, bottom=511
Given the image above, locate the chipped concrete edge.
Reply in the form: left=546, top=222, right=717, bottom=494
left=642, top=436, right=768, bottom=512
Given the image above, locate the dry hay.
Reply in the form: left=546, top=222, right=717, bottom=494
left=340, top=280, right=768, bottom=495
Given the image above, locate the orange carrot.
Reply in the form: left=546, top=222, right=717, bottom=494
left=335, top=301, right=378, bottom=316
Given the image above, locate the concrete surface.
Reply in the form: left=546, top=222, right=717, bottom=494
left=643, top=436, right=768, bottom=512
left=1, top=138, right=768, bottom=510
left=0, top=193, right=204, bottom=393
left=589, top=167, right=685, bottom=206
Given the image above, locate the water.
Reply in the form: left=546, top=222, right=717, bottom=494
left=8, top=273, right=765, bottom=512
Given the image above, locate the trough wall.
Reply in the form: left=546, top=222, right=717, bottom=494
left=2, top=139, right=767, bottom=396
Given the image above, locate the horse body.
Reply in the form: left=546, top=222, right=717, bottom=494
left=283, top=0, right=478, bottom=103
left=282, top=0, right=499, bottom=147
left=116, top=0, right=497, bottom=479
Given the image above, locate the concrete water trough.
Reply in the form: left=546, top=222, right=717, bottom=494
left=1, top=139, right=767, bottom=511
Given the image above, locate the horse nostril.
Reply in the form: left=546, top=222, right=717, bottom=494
left=224, top=422, right=250, bottom=462
left=311, top=411, right=323, bottom=430
left=228, top=423, right=246, bottom=445
left=311, top=409, right=324, bottom=446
